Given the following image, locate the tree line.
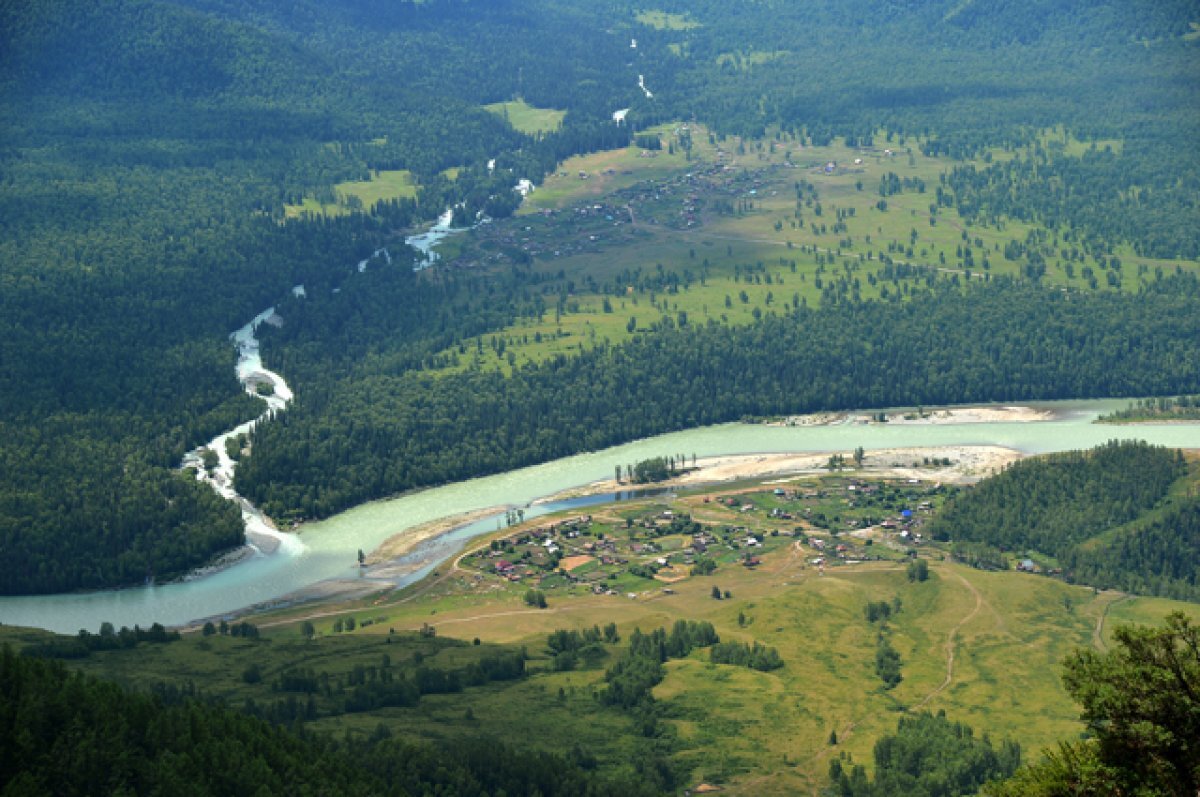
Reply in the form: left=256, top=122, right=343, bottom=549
left=928, top=440, right=1200, bottom=600
left=237, top=278, right=1200, bottom=521
left=0, top=645, right=659, bottom=796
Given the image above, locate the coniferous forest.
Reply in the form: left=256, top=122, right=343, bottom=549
left=929, top=440, right=1200, bottom=601
left=1, top=0, right=1198, bottom=597
left=6, top=2, right=1200, bottom=795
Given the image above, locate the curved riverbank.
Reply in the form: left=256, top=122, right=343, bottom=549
left=5, top=398, right=1200, bottom=634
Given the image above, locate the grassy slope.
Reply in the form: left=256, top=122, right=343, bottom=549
left=13, top=478, right=1200, bottom=796
left=21, top=562, right=1195, bottom=796
left=430, top=123, right=1198, bottom=375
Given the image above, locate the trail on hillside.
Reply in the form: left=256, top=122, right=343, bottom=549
left=912, top=570, right=983, bottom=711
left=1093, top=592, right=1131, bottom=651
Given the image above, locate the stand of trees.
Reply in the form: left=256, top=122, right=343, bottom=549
left=829, top=711, right=1022, bottom=797
left=709, top=640, right=783, bottom=672
left=0, top=646, right=657, bottom=796
left=238, top=279, right=1200, bottom=521
left=928, top=441, right=1200, bottom=599
left=599, top=621, right=719, bottom=710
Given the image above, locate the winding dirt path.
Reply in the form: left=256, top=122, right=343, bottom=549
left=1093, top=592, right=1130, bottom=651
left=409, top=600, right=612, bottom=631
left=912, top=570, right=983, bottom=711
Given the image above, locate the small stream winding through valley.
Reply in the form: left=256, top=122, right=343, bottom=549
left=178, top=208, right=459, bottom=559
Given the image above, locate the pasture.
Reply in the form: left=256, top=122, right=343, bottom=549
left=423, top=122, right=1198, bottom=375
left=13, top=478, right=1198, bottom=795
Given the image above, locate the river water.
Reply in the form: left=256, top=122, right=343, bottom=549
left=3, top=399, right=1200, bottom=633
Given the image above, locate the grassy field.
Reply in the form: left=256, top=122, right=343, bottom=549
left=635, top=10, right=701, bottom=30
left=484, top=100, right=567, bottom=135
left=284, top=169, right=418, bottom=219
left=10, top=477, right=1199, bottom=796
left=18, top=563, right=1195, bottom=796
left=422, top=121, right=1199, bottom=375
left=715, top=50, right=791, bottom=70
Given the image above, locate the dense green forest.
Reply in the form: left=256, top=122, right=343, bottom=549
left=1064, top=497, right=1200, bottom=601
left=238, top=279, right=1200, bottom=519
left=0, top=645, right=659, bottom=796
left=2, top=0, right=1199, bottom=592
left=928, top=441, right=1200, bottom=600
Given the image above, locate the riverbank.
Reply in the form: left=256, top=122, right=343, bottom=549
left=533, top=443, right=1022, bottom=506
left=238, top=442, right=1025, bottom=631
left=365, top=507, right=508, bottom=570
left=768, top=405, right=1058, bottom=427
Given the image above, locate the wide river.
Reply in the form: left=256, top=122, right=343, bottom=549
left=4, top=399, right=1200, bottom=633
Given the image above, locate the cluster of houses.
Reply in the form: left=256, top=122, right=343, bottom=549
left=469, top=476, right=949, bottom=597
left=481, top=515, right=596, bottom=582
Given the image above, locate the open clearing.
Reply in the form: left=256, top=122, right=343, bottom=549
left=635, top=10, right=701, bottom=30
left=484, top=100, right=567, bottom=135
left=284, top=169, right=418, bottom=218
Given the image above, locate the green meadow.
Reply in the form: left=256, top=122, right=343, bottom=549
left=284, top=169, right=418, bottom=219
left=484, top=100, right=567, bottom=135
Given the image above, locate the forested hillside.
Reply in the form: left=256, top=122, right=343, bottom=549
left=2, top=0, right=1199, bottom=592
left=239, top=278, right=1200, bottom=519
left=928, top=441, right=1200, bottom=600
left=0, top=646, right=656, bottom=796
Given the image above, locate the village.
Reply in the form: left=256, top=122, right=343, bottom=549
left=437, top=140, right=805, bottom=271
left=457, top=475, right=954, bottom=598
